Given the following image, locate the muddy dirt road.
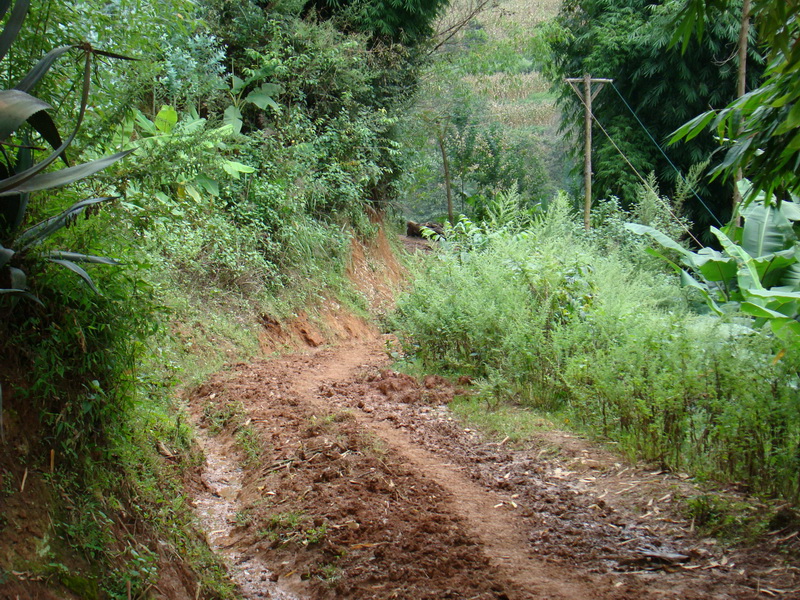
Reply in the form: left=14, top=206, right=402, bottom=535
left=188, top=334, right=798, bottom=600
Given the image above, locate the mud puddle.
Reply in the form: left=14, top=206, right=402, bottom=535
left=192, top=423, right=305, bottom=600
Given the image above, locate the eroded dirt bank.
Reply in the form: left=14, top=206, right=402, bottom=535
left=187, top=333, right=799, bottom=600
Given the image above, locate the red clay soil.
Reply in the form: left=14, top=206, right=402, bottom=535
left=187, top=335, right=800, bottom=600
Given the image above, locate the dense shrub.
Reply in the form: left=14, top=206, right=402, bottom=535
left=393, top=194, right=800, bottom=501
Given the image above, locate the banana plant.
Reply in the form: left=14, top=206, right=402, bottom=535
left=223, top=70, right=283, bottom=135
left=625, top=186, right=800, bottom=344
left=0, top=0, right=134, bottom=304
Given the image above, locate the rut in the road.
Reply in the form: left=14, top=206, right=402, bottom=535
left=188, top=336, right=798, bottom=600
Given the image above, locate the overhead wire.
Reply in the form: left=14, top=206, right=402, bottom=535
left=609, top=82, right=723, bottom=228
left=570, top=82, right=706, bottom=248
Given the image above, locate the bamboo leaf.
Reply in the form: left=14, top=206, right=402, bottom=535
left=669, top=110, right=717, bottom=144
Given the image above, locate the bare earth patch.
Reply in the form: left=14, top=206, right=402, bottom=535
left=187, top=337, right=799, bottom=600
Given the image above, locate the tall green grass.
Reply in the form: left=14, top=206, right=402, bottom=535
left=393, top=195, right=800, bottom=501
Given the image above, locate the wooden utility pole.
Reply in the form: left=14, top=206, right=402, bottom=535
left=565, top=75, right=612, bottom=230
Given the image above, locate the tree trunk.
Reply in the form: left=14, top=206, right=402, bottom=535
left=732, top=0, right=751, bottom=223
left=437, top=131, right=454, bottom=225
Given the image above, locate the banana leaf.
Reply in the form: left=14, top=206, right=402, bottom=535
left=740, top=201, right=797, bottom=257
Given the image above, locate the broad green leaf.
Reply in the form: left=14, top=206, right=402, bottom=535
left=771, top=318, right=800, bottom=341
left=693, top=248, right=737, bottom=282
left=195, top=175, right=219, bottom=197
left=246, top=82, right=283, bottom=111
left=221, top=160, right=256, bottom=179
left=154, top=105, right=178, bottom=134
left=624, top=223, right=693, bottom=257
left=180, top=115, right=206, bottom=136
left=680, top=269, right=723, bottom=315
left=223, top=105, right=243, bottom=135
left=740, top=202, right=796, bottom=257
left=745, top=288, right=800, bottom=303
left=780, top=200, right=800, bottom=221
left=183, top=183, right=202, bottom=203
left=644, top=247, right=683, bottom=274
left=752, top=249, right=798, bottom=288
left=111, top=115, right=135, bottom=150
left=711, top=226, right=765, bottom=291
left=133, top=109, right=157, bottom=135
left=780, top=259, right=800, bottom=288
left=259, top=82, right=283, bottom=96
left=246, top=91, right=280, bottom=111
left=231, top=75, right=246, bottom=94
left=740, top=302, right=787, bottom=320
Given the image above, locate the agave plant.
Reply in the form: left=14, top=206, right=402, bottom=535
left=0, top=0, right=133, bottom=304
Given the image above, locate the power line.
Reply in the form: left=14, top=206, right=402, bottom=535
left=570, top=82, right=705, bottom=248
left=609, top=83, right=723, bottom=227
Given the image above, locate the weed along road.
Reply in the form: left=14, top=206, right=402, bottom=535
left=188, top=334, right=796, bottom=600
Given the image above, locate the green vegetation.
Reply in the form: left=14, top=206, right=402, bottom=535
left=0, top=0, right=444, bottom=594
left=389, top=0, right=800, bottom=511
left=672, top=1, right=800, bottom=203
left=258, top=510, right=328, bottom=548
left=3, top=0, right=800, bottom=592
left=397, top=1, right=560, bottom=222
left=393, top=190, right=800, bottom=501
left=549, top=0, right=763, bottom=231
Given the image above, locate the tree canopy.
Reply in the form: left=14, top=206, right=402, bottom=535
left=301, top=0, right=451, bottom=44
left=550, top=0, right=762, bottom=230
left=671, top=0, right=800, bottom=204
